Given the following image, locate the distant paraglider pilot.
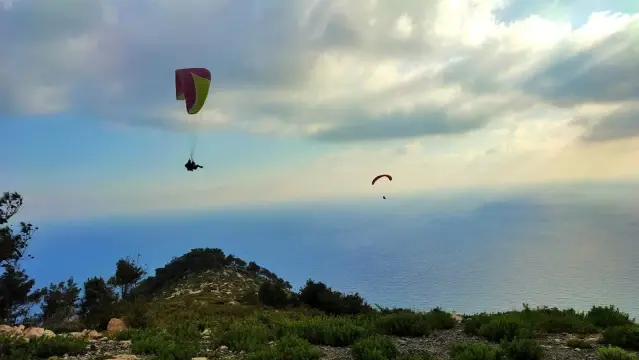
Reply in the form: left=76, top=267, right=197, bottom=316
left=185, top=158, right=203, bottom=171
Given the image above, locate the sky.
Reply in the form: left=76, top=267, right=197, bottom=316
left=1, top=0, right=639, bottom=221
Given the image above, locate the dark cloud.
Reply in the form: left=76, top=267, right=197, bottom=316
left=524, top=22, right=639, bottom=106
left=581, top=106, right=639, bottom=142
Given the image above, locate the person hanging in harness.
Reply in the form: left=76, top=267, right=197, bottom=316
left=185, top=158, right=203, bottom=171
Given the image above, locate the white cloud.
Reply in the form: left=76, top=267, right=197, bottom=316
left=2, top=0, right=639, bottom=210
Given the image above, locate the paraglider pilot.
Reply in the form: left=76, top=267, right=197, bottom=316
left=185, top=158, right=203, bottom=171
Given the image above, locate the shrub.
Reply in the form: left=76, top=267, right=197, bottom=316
left=351, top=335, right=399, bottom=360
left=602, top=326, right=639, bottom=350
left=298, top=280, right=372, bottom=315
left=285, top=316, right=369, bottom=347
left=130, top=328, right=199, bottom=360
left=217, top=320, right=274, bottom=352
left=246, top=335, right=322, bottom=360
left=0, top=334, right=88, bottom=359
left=258, top=281, right=291, bottom=308
left=587, top=306, right=633, bottom=329
left=478, top=318, right=532, bottom=342
left=597, top=347, right=638, bottom=360
left=424, top=308, right=456, bottom=330
left=375, top=312, right=432, bottom=337
left=500, top=338, right=543, bottom=360
left=566, top=338, right=593, bottom=349
left=463, top=314, right=495, bottom=336
left=450, top=343, right=501, bottom=360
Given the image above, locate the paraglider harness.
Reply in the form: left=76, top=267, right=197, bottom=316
left=185, top=158, right=203, bottom=171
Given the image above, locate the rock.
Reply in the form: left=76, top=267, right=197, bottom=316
left=84, top=329, right=102, bottom=339
left=23, top=327, right=45, bottom=339
left=217, top=345, right=228, bottom=352
left=450, top=312, right=463, bottom=322
left=107, top=318, right=127, bottom=334
left=0, top=324, right=21, bottom=336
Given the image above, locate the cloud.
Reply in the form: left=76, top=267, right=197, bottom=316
left=582, top=105, right=639, bottom=142
left=1, top=0, right=637, bottom=144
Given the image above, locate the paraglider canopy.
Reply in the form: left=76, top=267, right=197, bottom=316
left=372, top=174, right=392, bottom=185
left=372, top=174, right=392, bottom=199
left=175, top=68, right=211, bottom=115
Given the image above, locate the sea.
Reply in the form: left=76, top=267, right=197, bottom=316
left=21, top=181, right=639, bottom=317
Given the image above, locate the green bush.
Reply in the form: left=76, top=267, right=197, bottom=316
left=217, top=320, right=274, bottom=352
left=375, top=312, right=432, bottom=337
left=424, top=308, right=457, bottom=330
left=587, top=306, right=634, bottom=329
left=463, top=314, right=495, bottom=336
left=130, top=328, right=199, bottom=360
left=258, top=281, right=291, bottom=308
left=246, top=335, right=322, bottom=360
left=500, top=338, right=543, bottom=360
left=450, top=343, right=501, bottom=360
left=285, top=316, right=368, bottom=347
left=602, top=326, right=639, bottom=350
left=478, top=318, right=532, bottom=342
left=351, top=335, right=399, bottom=360
left=597, top=347, right=638, bottom=360
left=566, top=338, right=593, bottom=349
left=0, top=334, right=88, bottom=359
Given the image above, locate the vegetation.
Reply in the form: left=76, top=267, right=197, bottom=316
left=2, top=191, right=639, bottom=360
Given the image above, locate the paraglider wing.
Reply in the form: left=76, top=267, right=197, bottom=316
left=175, top=68, right=211, bottom=115
left=371, top=174, right=392, bottom=185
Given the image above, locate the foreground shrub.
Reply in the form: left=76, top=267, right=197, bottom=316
left=566, top=338, right=593, bottom=349
left=0, top=334, right=88, bottom=359
left=286, top=316, right=368, bottom=347
left=463, top=314, right=495, bottom=336
left=375, top=312, right=432, bottom=337
left=500, top=338, right=543, bottom=360
left=351, top=335, right=399, bottom=360
left=217, top=320, right=274, bottom=352
left=602, top=326, right=639, bottom=350
left=587, top=306, right=634, bottom=329
left=597, top=347, right=638, bottom=360
left=450, top=343, right=501, bottom=360
left=130, top=327, right=200, bottom=360
left=424, top=308, right=457, bottom=330
left=247, top=335, right=322, bottom=360
left=478, top=318, right=532, bottom=342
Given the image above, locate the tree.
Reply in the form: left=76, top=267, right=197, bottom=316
left=258, top=281, right=290, bottom=308
left=0, top=265, right=40, bottom=324
left=0, top=192, right=37, bottom=265
left=39, top=277, right=81, bottom=328
left=108, top=256, right=146, bottom=299
left=0, top=192, right=40, bottom=324
left=80, top=277, right=117, bottom=329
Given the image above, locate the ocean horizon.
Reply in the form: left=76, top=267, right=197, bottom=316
left=22, top=181, right=639, bottom=318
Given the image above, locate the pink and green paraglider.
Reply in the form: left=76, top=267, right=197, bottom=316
left=175, top=68, right=212, bottom=171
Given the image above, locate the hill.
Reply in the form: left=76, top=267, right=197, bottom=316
left=133, top=247, right=292, bottom=304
